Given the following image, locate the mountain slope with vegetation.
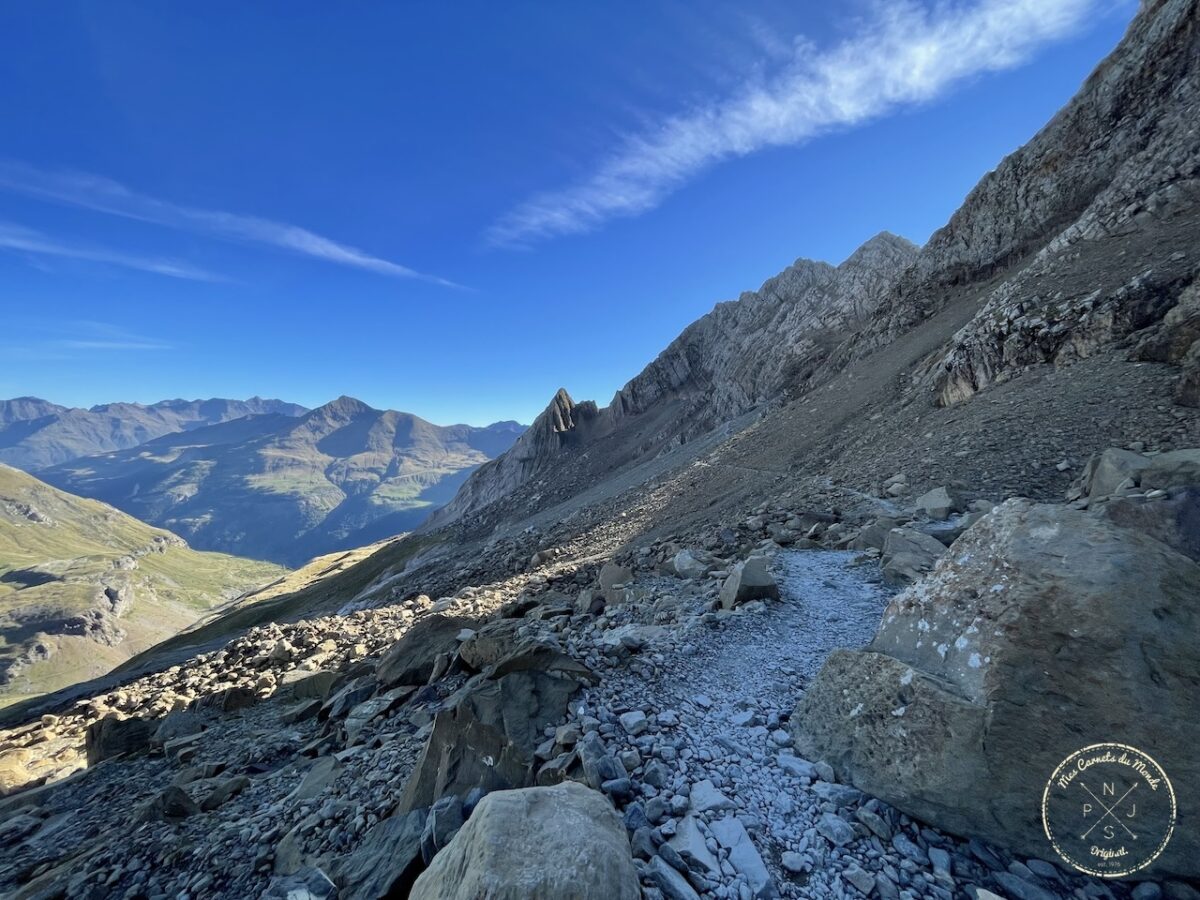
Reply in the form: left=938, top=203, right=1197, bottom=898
left=42, top=397, right=525, bottom=565
left=0, top=464, right=283, bottom=704
left=0, top=396, right=307, bottom=471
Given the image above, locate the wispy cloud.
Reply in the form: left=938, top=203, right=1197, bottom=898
left=487, top=0, right=1107, bottom=248
left=0, top=160, right=460, bottom=288
left=0, top=221, right=220, bottom=281
left=2, top=320, right=172, bottom=360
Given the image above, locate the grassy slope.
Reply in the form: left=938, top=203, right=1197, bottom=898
left=0, top=465, right=284, bottom=702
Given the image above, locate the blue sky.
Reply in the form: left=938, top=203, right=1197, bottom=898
left=0, top=1, right=1136, bottom=426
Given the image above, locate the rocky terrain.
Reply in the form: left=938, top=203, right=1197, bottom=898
left=42, top=397, right=525, bottom=566
left=0, top=1, right=1198, bottom=899
left=0, top=397, right=307, bottom=472
left=0, top=465, right=283, bottom=704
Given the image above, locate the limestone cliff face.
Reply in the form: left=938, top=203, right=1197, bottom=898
left=432, top=234, right=918, bottom=525
left=603, top=233, right=918, bottom=431
left=857, top=0, right=1200, bottom=404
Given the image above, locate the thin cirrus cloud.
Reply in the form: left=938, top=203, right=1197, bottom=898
left=0, top=220, right=220, bottom=282
left=0, top=160, right=460, bottom=289
left=486, top=0, right=1108, bottom=248
left=2, top=320, right=172, bottom=360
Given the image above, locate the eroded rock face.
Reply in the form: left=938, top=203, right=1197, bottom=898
left=792, top=499, right=1200, bottom=879
left=888, top=0, right=1200, bottom=406
left=409, top=781, right=640, bottom=900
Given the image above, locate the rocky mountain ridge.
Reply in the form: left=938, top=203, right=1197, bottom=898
left=842, top=0, right=1200, bottom=402
left=432, top=232, right=918, bottom=527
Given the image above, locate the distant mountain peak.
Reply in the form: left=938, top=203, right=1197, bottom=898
left=311, top=395, right=375, bottom=418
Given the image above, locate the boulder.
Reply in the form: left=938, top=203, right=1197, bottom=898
left=193, top=685, right=259, bottom=713
left=718, top=557, right=780, bottom=609
left=848, top=518, right=899, bottom=552
left=279, top=670, right=340, bottom=700
left=1178, top=341, right=1200, bottom=407
left=397, top=664, right=590, bottom=814
left=1097, top=486, right=1200, bottom=562
left=1081, top=448, right=1153, bottom=497
left=711, top=816, right=777, bottom=898
left=200, top=775, right=250, bottom=812
left=879, top=527, right=946, bottom=585
left=332, top=808, right=426, bottom=900
left=409, top=781, right=639, bottom=900
left=914, top=486, right=966, bottom=520
left=1141, top=449, right=1200, bottom=492
left=377, top=613, right=478, bottom=687
left=671, top=550, right=711, bottom=580
left=459, top=618, right=552, bottom=671
left=421, top=794, right=465, bottom=863
left=151, top=710, right=202, bottom=748
left=137, top=785, right=199, bottom=821
left=792, top=500, right=1200, bottom=879
left=0, top=749, right=33, bottom=797
left=598, top=561, right=633, bottom=592
left=1080, top=447, right=1200, bottom=499
left=85, top=714, right=152, bottom=765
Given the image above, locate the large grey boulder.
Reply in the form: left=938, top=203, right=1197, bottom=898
left=458, top=618, right=559, bottom=672
left=1080, top=447, right=1153, bottom=497
left=671, top=550, right=711, bottom=580
left=718, top=557, right=780, bottom=609
left=1142, top=449, right=1200, bottom=491
left=1097, top=486, right=1200, bottom=562
left=792, top=499, right=1200, bottom=879
left=377, top=613, right=478, bottom=687
left=409, top=781, right=639, bottom=900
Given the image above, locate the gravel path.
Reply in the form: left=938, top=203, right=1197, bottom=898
left=579, top=550, right=916, bottom=899
left=575, top=551, right=1115, bottom=899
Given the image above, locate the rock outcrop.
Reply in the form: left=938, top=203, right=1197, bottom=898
left=397, top=654, right=593, bottom=813
left=427, top=389, right=600, bottom=527
left=792, top=499, right=1200, bottom=879
left=409, top=782, right=640, bottom=900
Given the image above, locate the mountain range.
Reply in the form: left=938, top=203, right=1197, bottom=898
left=39, top=397, right=525, bottom=566
left=0, top=396, right=308, bottom=471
